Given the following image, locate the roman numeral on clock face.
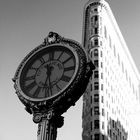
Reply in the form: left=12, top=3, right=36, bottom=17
left=64, top=66, right=75, bottom=71
left=62, top=56, right=73, bottom=64
left=61, top=75, right=71, bottom=82
left=25, top=81, right=36, bottom=91
left=30, top=67, right=38, bottom=71
left=25, top=75, right=35, bottom=81
left=49, top=51, right=54, bottom=60
left=44, top=87, right=48, bottom=97
left=33, top=87, right=41, bottom=97
left=56, top=84, right=61, bottom=91
left=57, top=51, right=64, bottom=60
left=44, top=87, right=52, bottom=97
left=39, top=57, right=45, bottom=64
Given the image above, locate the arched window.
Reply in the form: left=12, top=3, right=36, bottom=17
left=94, top=39, right=98, bottom=45
left=94, top=49, right=98, bottom=57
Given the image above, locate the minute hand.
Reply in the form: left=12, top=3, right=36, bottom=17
left=47, top=65, right=52, bottom=96
left=44, top=64, right=50, bottom=86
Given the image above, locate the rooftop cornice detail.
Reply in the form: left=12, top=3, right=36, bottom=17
left=83, top=0, right=140, bottom=81
left=84, top=0, right=108, bottom=11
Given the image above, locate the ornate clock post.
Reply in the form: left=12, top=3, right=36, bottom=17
left=13, top=32, right=95, bottom=140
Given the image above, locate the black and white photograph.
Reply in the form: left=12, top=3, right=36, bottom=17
left=1, top=0, right=140, bottom=140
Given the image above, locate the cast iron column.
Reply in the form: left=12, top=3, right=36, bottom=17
left=33, top=111, right=64, bottom=140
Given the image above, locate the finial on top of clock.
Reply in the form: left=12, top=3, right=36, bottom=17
left=44, top=31, right=61, bottom=45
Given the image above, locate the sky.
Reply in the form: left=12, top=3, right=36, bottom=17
left=0, top=0, right=140, bottom=140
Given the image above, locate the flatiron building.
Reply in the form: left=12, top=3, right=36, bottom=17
left=82, top=0, right=140, bottom=140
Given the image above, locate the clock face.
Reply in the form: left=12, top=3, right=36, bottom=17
left=19, top=45, right=78, bottom=101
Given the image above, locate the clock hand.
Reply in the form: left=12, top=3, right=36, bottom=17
left=44, top=64, right=49, bottom=86
left=48, top=73, right=52, bottom=95
left=44, top=64, right=51, bottom=87
left=44, top=75, right=49, bottom=87
left=45, top=64, right=52, bottom=95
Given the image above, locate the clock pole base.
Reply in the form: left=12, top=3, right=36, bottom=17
left=37, top=119, right=57, bottom=140
left=36, top=111, right=64, bottom=140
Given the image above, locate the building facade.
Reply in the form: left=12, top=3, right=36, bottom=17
left=82, top=0, right=140, bottom=140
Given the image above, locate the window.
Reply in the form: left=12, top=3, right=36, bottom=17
left=94, top=82, right=99, bottom=90
left=101, top=84, right=103, bottom=90
left=94, top=107, right=99, bottom=115
left=104, top=26, right=107, bottom=38
left=91, top=108, right=92, bottom=116
left=95, top=15, right=98, bottom=22
left=115, top=122, right=117, bottom=131
left=107, top=128, right=110, bottom=135
left=102, top=108, right=105, bottom=116
left=94, top=16, right=98, bottom=27
left=91, top=16, right=94, bottom=28
left=91, top=135, right=93, bottom=140
left=91, top=96, right=92, bottom=104
left=94, top=49, right=98, bottom=57
left=94, top=120, right=99, bottom=129
left=100, top=51, right=103, bottom=57
left=91, top=84, right=93, bottom=91
left=94, top=60, right=98, bottom=67
left=113, top=133, right=115, bottom=140
left=94, top=39, right=98, bottom=45
left=101, top=62, right=103, bottom=68
left=94, top=134, right=100, bottom=140
left=102, top=122, right=104, bottom=129
left=95, top=28, right=98, bottom=34
left=94, top=94, right=99, bottom=102
left=101, top=73, right=103, bottom=79
left=102, top=134, right=105, bottom=140
left=110, top=129, right=112, bottom=138
left=90, top=50, right=93, bottom=58
left=101, top=96, right=104, bottom=103
left=94, top=8, right=97, bottom=12
left=94, top=71, right=99, bottom=78
left=91, top=121, right=93, bottom=130
left=120, top=132, right=122, bottom=138
left=112, top=120, right=115, bottom=128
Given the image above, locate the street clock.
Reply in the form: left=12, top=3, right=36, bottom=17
left=13, top=32, right=94, bottom=122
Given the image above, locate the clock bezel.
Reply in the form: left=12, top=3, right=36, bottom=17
left=15, top=43, right=80, bottom=102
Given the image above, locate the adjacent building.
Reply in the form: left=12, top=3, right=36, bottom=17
left=82, top=0, right=140, bottom=140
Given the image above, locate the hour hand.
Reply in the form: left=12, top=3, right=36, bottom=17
left=48, top=75, right=52, bottom=95
left=44, top=65, right=50, bottom=86
left=44, top=75, right=49, bottom=86
left=45, top=65, right=52, bottom=95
